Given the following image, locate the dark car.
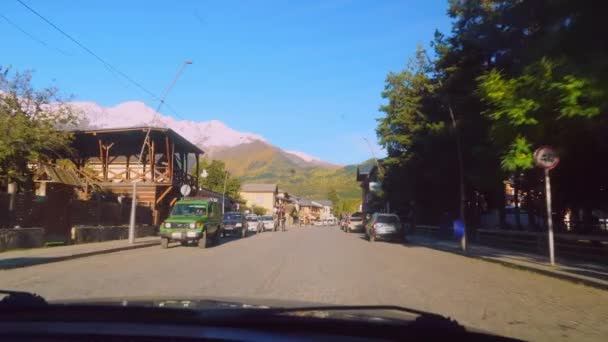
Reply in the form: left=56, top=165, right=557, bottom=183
left=222, top=212, right=247, bottom=238
left=365, top=213, right=404, bottom=242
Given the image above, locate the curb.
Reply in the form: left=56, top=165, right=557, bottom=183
left=410, top=238, right=608, bottom=291
left=0, top=240, right=159, bottom=270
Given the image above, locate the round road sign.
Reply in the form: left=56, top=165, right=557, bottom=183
left=534, top=146, right=559, bottom=170
left=180, top=184, right=192, bottom=197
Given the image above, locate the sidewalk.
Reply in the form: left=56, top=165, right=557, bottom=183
left=0, top=237, right=159, bottom=270
left=408, top=235, right=608, bottom=290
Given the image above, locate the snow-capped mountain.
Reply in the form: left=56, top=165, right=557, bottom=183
left=74, top=101, right=266, bottom=148
left=284, top=150, right=321, bottom=163
left=72, top=100, right=332, bottom=166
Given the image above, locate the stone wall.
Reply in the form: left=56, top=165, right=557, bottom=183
left=0, top=228, right=45, bottom=252
left=71, top=225, right=158, bottom=244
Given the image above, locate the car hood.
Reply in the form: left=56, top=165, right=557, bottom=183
left=1, top=292, right=511, bottom=340
left=165, top=216, right=206, bottom=223
left=223, top=220, right=242, bottom=224
left=49, top=296, right=428, bottom=323
left=47, top=296, right=481, bottom=330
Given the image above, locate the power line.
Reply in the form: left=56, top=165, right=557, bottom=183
left=0, top=13, right=73, bottom=56
left=15, top=0, right=183, bottom=119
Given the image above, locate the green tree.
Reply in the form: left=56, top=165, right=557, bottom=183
left=196, top=158, right=241, bottom=199
left=0, top=67, right=80, bottom=187
left=251, top=205, right=266, bottom=216
left=327, top=187, right=341, bottom=217
left=375, top=0, right=608, bottom=231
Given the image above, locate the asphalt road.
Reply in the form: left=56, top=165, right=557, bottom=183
left=1, top=226, right=607, bottom=341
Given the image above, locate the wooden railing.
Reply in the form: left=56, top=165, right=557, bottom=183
left=95, top=166, right=173, bottom=184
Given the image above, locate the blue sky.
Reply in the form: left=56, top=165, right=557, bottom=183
left=1, top=0, right=452, bottom=165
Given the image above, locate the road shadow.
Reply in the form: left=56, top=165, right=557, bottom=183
left=356, top=234, right=416, bottom=246
left=0, top=241, right=159, bottom=269
left=408, top=234, right=608, bottom=290
left=0, top=257, right=56, bottom=270
left=166, top=232, right=250, bottom=249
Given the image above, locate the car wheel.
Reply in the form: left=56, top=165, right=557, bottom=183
left=198, top=232, right=208, bottom=249
left=213, top=229, right=221, bottom=245
left=161, top=238, right=169, bottom=249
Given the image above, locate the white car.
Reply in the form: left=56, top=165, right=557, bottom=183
left=245, top=215, right=262, bottom=233
left=260, top=215, right=274, bottom=231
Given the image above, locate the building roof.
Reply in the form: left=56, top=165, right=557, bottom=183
left=356, top=163, right=378, bottom=182
left=298, top=199, right=313, bottom=206
left=68, top=127, right=204, bottom=158
left=315, top=200, right=333, bottom=207
left=311, top=201, right=323, bottom=208
left=34, top=164, right=82, bottom=187
left=241, top=183, right=278, bottom=193
left=299, top=199, right=323, bottom=208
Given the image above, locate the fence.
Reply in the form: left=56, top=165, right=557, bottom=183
left=408, top=224, right=608, bottom=263
left=1, top=186, right=153, bottom=243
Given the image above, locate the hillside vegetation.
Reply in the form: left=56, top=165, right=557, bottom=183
left=207, top=141, right=370, bottom=201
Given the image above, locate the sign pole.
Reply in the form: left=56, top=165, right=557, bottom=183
left=534, top=145, right=559, bottom=266
left=544, top=169, right=555, bottom=266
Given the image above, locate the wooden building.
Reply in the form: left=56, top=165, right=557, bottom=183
left=64, top=127, right=204, bottom=224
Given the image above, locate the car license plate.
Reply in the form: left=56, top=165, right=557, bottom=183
left=186, top=231, right=197, bottom=238
left=171, top=232, right=182, bottom=239
left=224, top=226, right=234, bottom=230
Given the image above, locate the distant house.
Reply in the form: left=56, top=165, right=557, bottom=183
left=240, top=183, right=278, bottom=214
left=356, top=163, right=383, bottom=213
left=314, top=200, right=333, bottom=220
left=298, top=199, right=323, bottom=222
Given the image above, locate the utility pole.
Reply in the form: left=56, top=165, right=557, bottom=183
left=449, top=106, right=467, bottom=252
left=222, top=171, right=229, bottom=214
left=423, top=52, right=467, bottom=252
left=128, top=181, right=136, bottom=244
left=129, top=60, right=192, bottom=244
left=363, top=137, right=381, bottom=171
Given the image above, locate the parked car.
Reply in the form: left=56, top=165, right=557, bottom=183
left=260, top=215, right=274, bottom=231
left=222, top=212, right=247, bottom=238
left=365, top=213, right=404, bottom=242
left=245, top=215, right=262, bottom=234
left=159, top=198, right=222, bottom=249
left=344, top=216, right=365, bottom=233
left=313, top=220, right=324, bottom=226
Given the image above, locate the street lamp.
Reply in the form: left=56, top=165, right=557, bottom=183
left=362, top=137, right=389, bottom=213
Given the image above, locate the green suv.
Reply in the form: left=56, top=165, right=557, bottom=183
left=159, top=198, right=222, bottom=249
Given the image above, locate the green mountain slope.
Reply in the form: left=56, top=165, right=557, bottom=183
left=207, top=141, right=369, bottom=201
